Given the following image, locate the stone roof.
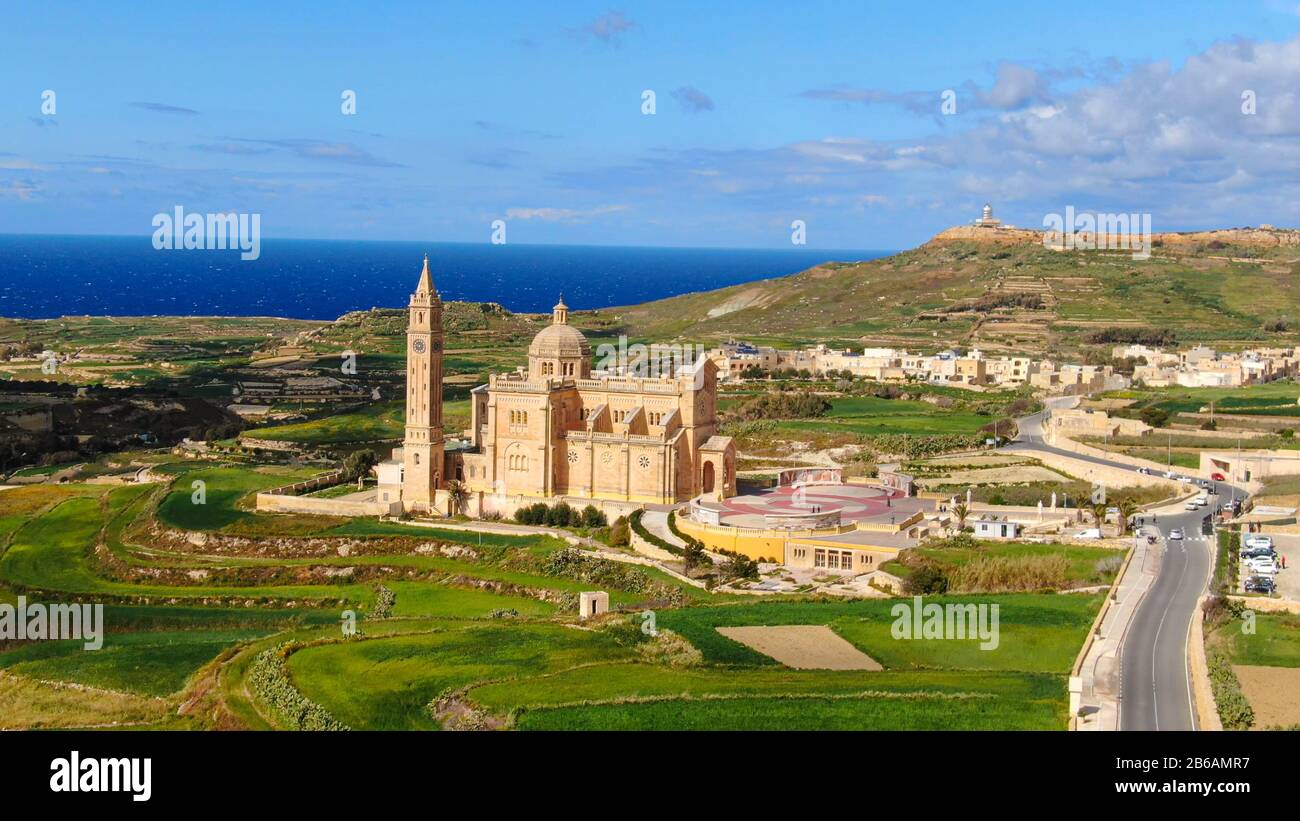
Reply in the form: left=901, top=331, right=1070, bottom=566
left=529, top=322, right=590, bottom=359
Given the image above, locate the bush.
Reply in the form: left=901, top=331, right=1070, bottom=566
left=545, top=502, right=575, bottom=528
left=248, top=643, right=349, bottom=731
left=727, top=391, right=831, bottom=422
left=608, top=516, right=630, bottom=547
left=1139, top=407, right=1170, bottom=428
left=903, top=565, right=949, bottom=595
left=719, top=553, right=759, bottom=581
left=371, top=584, right=396, bottom=619
left=1207, top=647, right=1254, bottom=730
left=581, top=504, right=607, bottom=528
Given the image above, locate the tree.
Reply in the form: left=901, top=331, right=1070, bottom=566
left=1091, top=503, right=1108, bottom=529
left=1139, top=407, right=1169, bottom=428
left=1114, top=498, right=1139, bottom=534
left=445, top=479, right=469, bottom=516
left=952, top=502, right=970, bottom=532
left=342, top=449, right=378, bottom=482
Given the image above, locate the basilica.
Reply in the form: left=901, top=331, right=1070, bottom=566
left=376, top=258, right=736, bottom=517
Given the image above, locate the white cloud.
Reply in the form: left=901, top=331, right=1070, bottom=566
left=505, top=205, right=628, bottom=221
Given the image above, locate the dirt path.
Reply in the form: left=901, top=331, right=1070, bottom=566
left=717, top=625, right=882, bottom=670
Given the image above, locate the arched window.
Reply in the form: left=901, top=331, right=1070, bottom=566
left=414, top=453, right=420, bottom=465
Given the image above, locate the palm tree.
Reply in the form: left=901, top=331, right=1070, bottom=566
left=1091, top=503, right=1108, bottom=530
left=446, top=480, right=469, bottom=517
left=1117, top=498, right=1139, bottom=535
left=952, top=502, right=970, bottom=532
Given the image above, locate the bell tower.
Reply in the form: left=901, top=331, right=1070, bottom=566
left=402, top=254, right=445, bottom=512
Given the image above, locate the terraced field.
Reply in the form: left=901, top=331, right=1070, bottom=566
left=0, top=461, right=1103, bottom=731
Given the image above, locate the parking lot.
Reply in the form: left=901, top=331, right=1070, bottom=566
left=1242, top=532, right=1300, bottom=600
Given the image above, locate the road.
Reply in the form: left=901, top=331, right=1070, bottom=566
left=1007, top=400, right=1244, bottom=731
left=1119, top=508, right=1213, bottom=730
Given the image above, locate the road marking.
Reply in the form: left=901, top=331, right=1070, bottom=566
left=1150, top=534, right=1190, bottom=732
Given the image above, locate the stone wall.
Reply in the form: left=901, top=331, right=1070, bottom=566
left=256, top=493, right=402, bottom=517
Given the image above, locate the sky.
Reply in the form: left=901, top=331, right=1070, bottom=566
left=4, top=1, right=1300, bottom=249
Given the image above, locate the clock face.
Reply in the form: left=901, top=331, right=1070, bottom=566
left=412, top=339, right=427, bottom=354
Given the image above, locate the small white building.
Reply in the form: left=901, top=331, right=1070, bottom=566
left=578, top=591, right=609, bottom=620
left=973, top=514, right=1021, bottom=540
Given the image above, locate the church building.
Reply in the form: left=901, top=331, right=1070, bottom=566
left=377, top=257, right=736, bottom=517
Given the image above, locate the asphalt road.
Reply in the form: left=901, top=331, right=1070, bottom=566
left=1120, top=508, right=1213, bottom=731
left=1007, top=403, right=1245, bottom=731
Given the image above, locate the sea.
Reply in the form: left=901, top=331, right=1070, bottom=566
left=0, top=235, right=893, bottom=320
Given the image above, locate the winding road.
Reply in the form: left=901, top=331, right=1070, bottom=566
left=1006, top=399, right=1244, bottom=731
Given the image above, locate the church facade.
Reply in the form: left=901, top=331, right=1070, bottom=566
left=377, top=258, right=736, bottom=516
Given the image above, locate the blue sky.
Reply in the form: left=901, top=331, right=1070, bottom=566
left=4, top=1, right=1300, bottom=248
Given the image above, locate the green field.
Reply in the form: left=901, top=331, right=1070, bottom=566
left=0, top=454, right=1101, bottom=731
left=248, top=401, right=404, bottom=444
left=1212, top=611, right=1300, bottom=668
left=882, top=541, right=1121, bottom=588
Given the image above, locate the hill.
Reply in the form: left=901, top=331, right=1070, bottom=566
left=578, top=226, right=1300, bottom=359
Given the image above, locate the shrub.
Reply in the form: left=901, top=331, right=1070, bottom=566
left=903, top=565, right=949, bottom=595
left=608, top=516, right=630, bottom=547
left=1139, top=407, right=1170, bottom=428
left=371, top=584, right=396, bottom=619
left=248, top=643, right=349, bottom=731
left=637, top=629, right=703, bottom=668
left=580, top=504, right=607, bottom=528
left=1207, top=647, right=1254, bottom=730
left=727, top=391, right=831, bottom=422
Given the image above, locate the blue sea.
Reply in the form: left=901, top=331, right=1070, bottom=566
left=0, top=235, right=892, bottom=320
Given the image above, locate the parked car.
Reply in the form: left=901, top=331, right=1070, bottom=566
left=1245, top=557, right=1278, bottom=575
left=1243, top=549, right=1277, bottom=562
left=1073, top=528, right=1102, bottom=539
left=1168, top=528, right=1184, bottom=540
left=1244, top=535, right=1274, bottom=550
left=1244, top=576, right=1276, bottom=594
left=1211, top=472, right=1226, bottom=481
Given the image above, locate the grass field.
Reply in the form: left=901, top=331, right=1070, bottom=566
left=1212, top=611, right=1300, bottom=668
left=773, top=395, right=992, bottom=437
left=881, top=541, right=1121, bottom=588
left=0, top=457, right=1099, bottom=731
left=247, top=401, right=404, bottom=444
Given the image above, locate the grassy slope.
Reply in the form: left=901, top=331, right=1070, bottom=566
left=581, top=241, right=1300, bottom=357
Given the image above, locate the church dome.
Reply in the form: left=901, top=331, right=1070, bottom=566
left=527, top=296, right=591, bottom=378
left=529, top=322, right=590, bottom=359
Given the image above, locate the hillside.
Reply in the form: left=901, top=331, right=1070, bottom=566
left=577, top=227, right=1300, bottom=358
